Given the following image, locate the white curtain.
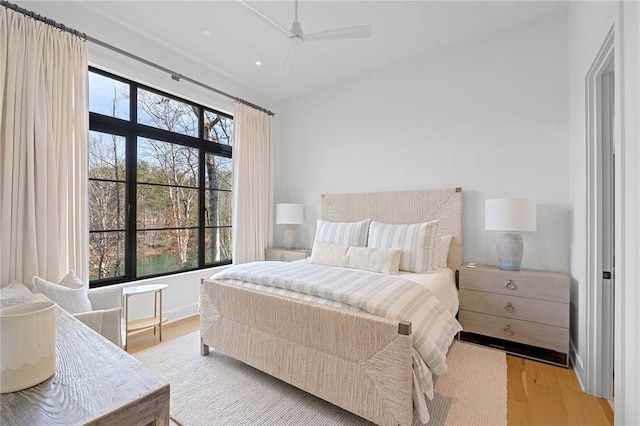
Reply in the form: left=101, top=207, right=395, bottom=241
left=232, top=103, right=273, bottom=264
left=0, top=8, right=89, bottom=288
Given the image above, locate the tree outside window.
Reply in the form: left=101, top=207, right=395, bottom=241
left=88, top=69, right=232, bottom=286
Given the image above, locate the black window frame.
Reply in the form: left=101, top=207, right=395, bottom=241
left=88, top=67, right=233, bottom=288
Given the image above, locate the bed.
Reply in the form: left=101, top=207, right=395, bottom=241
left=200, top=187, right=463, bottom=425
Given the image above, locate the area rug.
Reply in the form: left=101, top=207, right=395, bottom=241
left=134, top=331, right=506, bottom=425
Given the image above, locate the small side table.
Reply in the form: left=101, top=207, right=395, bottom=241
left=123, top=284, right=168, bottom=351
left=265, top=247, right=311, bottom=262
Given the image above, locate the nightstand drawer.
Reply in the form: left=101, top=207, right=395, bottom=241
left=459, top=289, right=569, bottom=328
left=459, top=266, right=569, bottom=303
left=265, top=247, right=310, bottom=262
left=459, top=310, right=569, bottom=353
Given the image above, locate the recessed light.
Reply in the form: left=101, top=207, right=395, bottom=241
left=255, top=61, right=262, bottom=66
left=200, top=28, right=212, bottom=36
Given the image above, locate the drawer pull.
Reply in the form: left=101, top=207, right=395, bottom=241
left=280, top=254, right=286, bottom=261
left=504, top=280, right=517, bottom=290
left=504, top=302, right=515, bottom=314
left=503, top=325, right=514, bottom=336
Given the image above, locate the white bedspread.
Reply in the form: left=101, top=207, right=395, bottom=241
left=289, top=259, right=459, bottom=316
left=398, top=267, right=459, bottom=316
left=212, top=261, right=462, bottom=424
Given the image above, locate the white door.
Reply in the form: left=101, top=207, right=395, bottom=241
left=585, top=29, right=615, bottom=400
left=600, top=68, right=615, bottom=401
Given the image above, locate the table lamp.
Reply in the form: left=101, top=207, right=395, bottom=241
left=485, top=198, right=536, bottom=271
left=276, top=203, right=303, bottom=250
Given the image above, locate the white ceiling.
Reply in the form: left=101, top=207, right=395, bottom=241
left=15, top=1, right=567, bottom=101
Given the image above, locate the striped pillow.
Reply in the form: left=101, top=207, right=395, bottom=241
left=367, top=220, right=439, bottom=273
left=314, top=218, right=370, bottom=247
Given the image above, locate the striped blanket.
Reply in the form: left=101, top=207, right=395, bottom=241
left=212, top=261, right=462, bottom=377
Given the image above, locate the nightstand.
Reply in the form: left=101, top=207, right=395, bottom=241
left=265, top=247, right=311, bottom=262
left=458, top=264, right=570, bottom=367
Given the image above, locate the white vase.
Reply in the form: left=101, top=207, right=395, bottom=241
left=283, top=225, right=297, bottom=250
left=0, top=295, right=57, bottom=393
left=497, top=232, right=524, bottom=271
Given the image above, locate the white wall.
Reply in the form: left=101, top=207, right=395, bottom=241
left=617, top=3, right=640, bottom=423
left=277, top=12, right=570, bottom=275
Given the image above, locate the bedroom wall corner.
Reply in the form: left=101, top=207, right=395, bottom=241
left=276, top=11, right=570, bottom=275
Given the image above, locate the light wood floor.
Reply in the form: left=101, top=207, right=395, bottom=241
left=125, top=315, right=200, bottom=355
left=127, top=316, right=614, bottom=426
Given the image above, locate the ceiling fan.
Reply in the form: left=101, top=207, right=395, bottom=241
left=240, top=0, right=372, bottom=74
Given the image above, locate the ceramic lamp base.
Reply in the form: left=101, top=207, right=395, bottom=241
left=283, top=225, right=297, bottom=250
left=497, top=232, right=523, bottom=271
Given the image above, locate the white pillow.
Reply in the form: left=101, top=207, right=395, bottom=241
left=347, top=246, right=401, bottom=275
left=310, top=241, right=401, bottom=275
left=314, top=218, right=370, bottom=247
left=310, top=240, right=348, bottom=267
left=32, top=271, right=92, bottom=314
left=434, top=235, right=453, bottom=268
left=367, top=220, right=439, bottom=273
left=0, top=281, right=33, bottom=300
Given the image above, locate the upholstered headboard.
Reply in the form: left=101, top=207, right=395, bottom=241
left=320, top=187, right=463, bottom=271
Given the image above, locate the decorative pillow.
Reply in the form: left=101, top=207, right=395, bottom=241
left=310, top=240, right=348, bottom=267
left=32, top=271, right=92, bottom=314
left=310, top=241, right=401, bottom=275
left=434, top=235, right=453, bottom=268
left=314, top=218, right=370, bottom=247
left=0, top=281, right=33, bottom=300
left=346, top=246, right=401, bottom=275
left=367, top=220, right=439, bottom=273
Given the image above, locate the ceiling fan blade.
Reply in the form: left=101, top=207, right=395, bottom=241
left=278, top=37, right=303, bottom=75
left=304, top=25, right=372, bottom=42
left=239, top=0, right=292, bottom=37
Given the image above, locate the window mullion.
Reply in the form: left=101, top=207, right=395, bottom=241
left=198, top=107, right=205, bottom=268
left=127, top=82, right=138, bottom=281
left=198, top=149, right=206, bottom=268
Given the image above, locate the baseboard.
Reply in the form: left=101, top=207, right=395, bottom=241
left=569, top=338, right=586, bottom=391
left=459, top=331, right=568, bottom=367
left=165, top=303, right=198, bottom=324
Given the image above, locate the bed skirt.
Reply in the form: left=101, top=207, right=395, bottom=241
left=200, top=278, right=414, bottom=426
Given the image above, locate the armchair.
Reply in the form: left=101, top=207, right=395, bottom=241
left=75, top=287, right=123, bottom=348
left=30, top=272, right=124, bottom=348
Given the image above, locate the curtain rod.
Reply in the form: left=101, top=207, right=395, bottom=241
left=0, top=0, right=275, bottom=117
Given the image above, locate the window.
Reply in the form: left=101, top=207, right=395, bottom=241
left=88, top=68, right=233, bottom=287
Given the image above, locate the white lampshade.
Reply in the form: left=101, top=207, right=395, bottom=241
left=276, top=203, right=303, bottom=225
left=485, top=198, right=537, bottom=232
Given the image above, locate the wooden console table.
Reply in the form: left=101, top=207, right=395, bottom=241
left=0, top=305, right=170, bottom=425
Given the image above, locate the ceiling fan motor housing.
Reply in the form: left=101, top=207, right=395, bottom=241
left=290, top=21, right=303, bottom=37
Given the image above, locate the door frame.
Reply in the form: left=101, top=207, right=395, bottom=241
left=584, top=26, right=616, bottom=399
